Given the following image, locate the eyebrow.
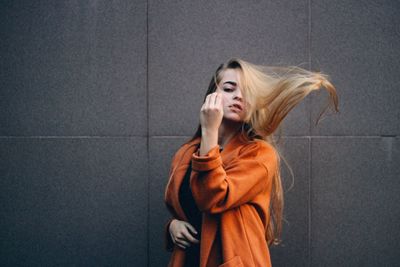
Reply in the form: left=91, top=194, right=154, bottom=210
left=223, top=81, right=237, bottom=86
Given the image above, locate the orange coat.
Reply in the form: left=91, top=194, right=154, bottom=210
left=164, top=130, right=278, bottom=267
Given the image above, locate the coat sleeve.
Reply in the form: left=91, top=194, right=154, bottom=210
left=190, top=141, right=277, bottom=214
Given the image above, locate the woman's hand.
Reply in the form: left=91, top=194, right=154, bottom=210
left=200, top=92, right=223, bottom=132
left=168, top=219, right=199, bottom=250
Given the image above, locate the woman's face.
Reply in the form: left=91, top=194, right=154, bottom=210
left=215, top=68, right=247, bottom=122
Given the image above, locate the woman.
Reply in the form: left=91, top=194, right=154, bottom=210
left=164, top=58, right=339, bottom=267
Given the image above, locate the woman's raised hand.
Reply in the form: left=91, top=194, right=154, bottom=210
left=169, top=219, right=199, bottom=250
left=200, top=92, right=223, bottom=132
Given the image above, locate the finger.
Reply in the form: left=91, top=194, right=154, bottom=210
left=174, top=236, right=190, bottom=247
left=176, top=238, right=191, bottom=247
left=214, top=92, right=220, bottom=105
left=205, top=93, right=212, bottom=109
left=201, top=94, right=208, bottom=110
left=215, top=92, right=222, bottom=108
left=207, top=93, right=214, bottom=109
left=209, top=92, right=217, bottom=108
left=213, top=92, right=219, bottom=105
left=175, top=236, right=190, bottom=242
left=184, top=222, right=198, bottom=236
left=181, top=228, right=199, bottom=244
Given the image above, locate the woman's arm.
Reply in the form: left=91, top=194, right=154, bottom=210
left=190, top=141, right=277, bottom=214
left=199, top=129, right=218, bottom=156
left=199, top=92, right=222, bottom=156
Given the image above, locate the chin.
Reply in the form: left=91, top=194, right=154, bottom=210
left=223, top=115, right=243, bottom=123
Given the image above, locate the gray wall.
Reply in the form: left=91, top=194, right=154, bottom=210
left=1, top=1, right=399, bottom=266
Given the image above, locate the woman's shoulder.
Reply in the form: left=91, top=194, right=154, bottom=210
left=238, top=138, right=279, bottom=170
left=239, top=138, right=277, bottom=155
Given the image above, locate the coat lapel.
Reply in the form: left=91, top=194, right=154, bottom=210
left=165, top=138, right=201, bottom=221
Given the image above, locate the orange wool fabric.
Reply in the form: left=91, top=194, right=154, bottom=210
left=164, top=131, right=278, bottom=267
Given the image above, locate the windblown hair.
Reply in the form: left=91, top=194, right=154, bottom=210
left=188, top=58, right=339, bottom=246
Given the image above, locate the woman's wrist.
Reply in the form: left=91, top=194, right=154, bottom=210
left=201, top=127, right=218, bottom=136
left=200, top=129, right=218, bottom=156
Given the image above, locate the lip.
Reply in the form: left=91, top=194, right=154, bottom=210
left=229, top=104, right=243, bottom=111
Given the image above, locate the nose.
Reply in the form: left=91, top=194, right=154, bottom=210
left=233, top=88, right=243, bottom=101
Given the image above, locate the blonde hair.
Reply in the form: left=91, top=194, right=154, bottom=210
left=190, top=58, right=339, bottom=246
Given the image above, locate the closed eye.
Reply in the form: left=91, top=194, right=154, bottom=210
left=224, top=88, right=234, bottom=92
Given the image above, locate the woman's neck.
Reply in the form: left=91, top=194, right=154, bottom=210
left=218, top=119, right=242, bottom=148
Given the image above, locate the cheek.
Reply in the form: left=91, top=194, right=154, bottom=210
left=221, top=95, right=229, bottom=106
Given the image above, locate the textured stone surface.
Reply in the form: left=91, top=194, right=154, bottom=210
left=270, top=137, right=310, bottom=267
left=2, top=1, right=399, bottom=266
left=0, top=1, right=147, bottom=136
left=149, top=136, right=190, bottom=267
left=311, top=137, right=399, bottom=266
left=310, top=0, right=400, bottom=136
left=149, top=0, right=310, bottom=137
left=0, top=137, right=147, bottom=266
